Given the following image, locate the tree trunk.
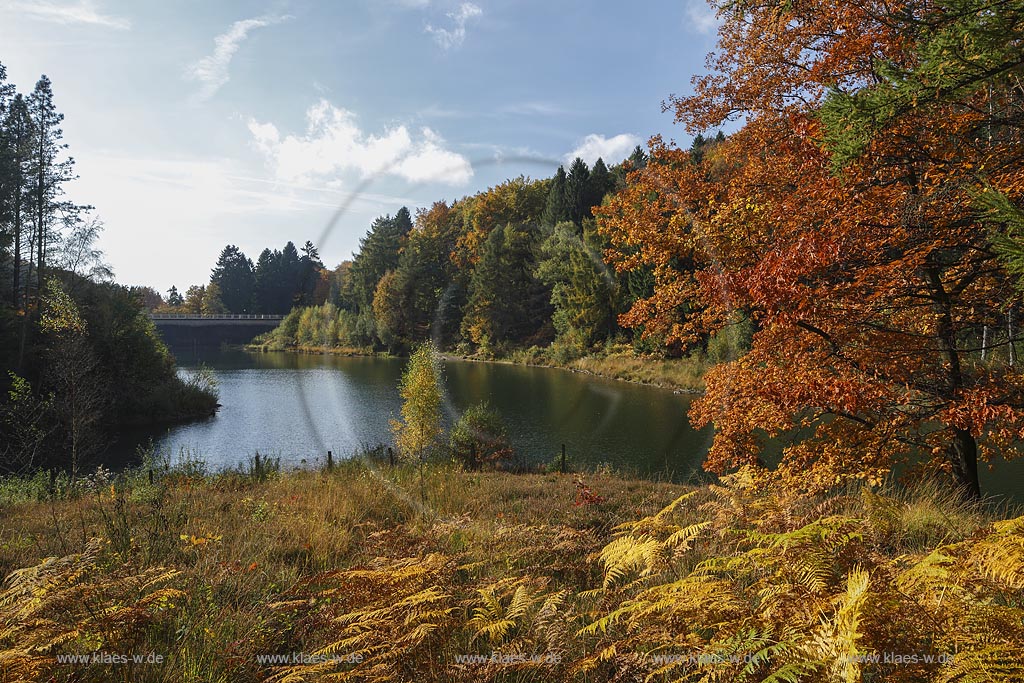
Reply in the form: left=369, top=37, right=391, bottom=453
left=1009, top=309, right=1016, bottom=367
left=949, top=427, right=980, bottom=500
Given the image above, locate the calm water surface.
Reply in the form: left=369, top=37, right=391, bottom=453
left=110, top=348, right=1022, bottom=499
left=113, top=349, right=713, bottom=480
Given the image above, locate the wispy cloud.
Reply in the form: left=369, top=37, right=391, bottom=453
left=684, top=0, right=719, bottom=35
left=498, top=101, right=568, bottom=117
left=187, top=13, right=291, bottom=102
left=566, top=133, right=642, bottom=166
left=3, top=0, right=130, bottom=29
left=425, top=2, right=482, bottom=50
left=248, top=99, right=474, bottom=186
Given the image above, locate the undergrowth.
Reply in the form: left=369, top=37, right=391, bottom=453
left=0, top=459, right=1020, bottom=682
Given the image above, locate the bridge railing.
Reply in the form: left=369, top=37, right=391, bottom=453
left=148, top=313, right=286, bottom=321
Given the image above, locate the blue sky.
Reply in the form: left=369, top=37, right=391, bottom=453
left=0, top=0, right=720, bottom=292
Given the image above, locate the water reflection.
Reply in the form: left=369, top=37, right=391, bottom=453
left=109, top=349, right=712, bottom=480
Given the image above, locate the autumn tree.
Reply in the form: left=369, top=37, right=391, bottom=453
left=599, top=0, right=1024, bottom=498
left=391, top=342, right=443, bottom=505
left=39, top=279, right=104, bottom=477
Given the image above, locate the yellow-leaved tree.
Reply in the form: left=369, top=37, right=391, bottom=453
left=391, top=342, right=443, bottom=505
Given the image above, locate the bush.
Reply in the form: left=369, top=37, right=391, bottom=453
left=449, top=402, right=514, bottom=470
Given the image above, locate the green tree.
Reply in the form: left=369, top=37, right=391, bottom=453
left=201, top=282, right=226, bottom=314
left=587, top=158, right=613, bottom=213
left=210, top=244, right=254, bottom=313
left=538, top=221, right=617, bottom=349
left=347, top=209, right=413, bottom=315
left=461, top=223, right=551, bottom=352
left=542, top=165, right=570, bottom=226
left=1, top=76, right=31, bottom=309
left=166, top=285, right=183, bottom=308
left=27, top=76, right=83, bottom=305
left=183, top=284, right=205, bottom=314
left=565, top=157, right=591, bottom=225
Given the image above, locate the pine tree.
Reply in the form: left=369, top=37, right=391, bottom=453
left=542, top=165, right=570, bottom=226
left=165, top=285, right=183, bottom=308
left=627, top=145, right=648, bottom=170
left=209, top=244, right=254, bottom=313
left=461, top=223, right=551, bottom=351
left=26, top=76, right=78, bottom=304
left=565, top=157, right=591, bottom=225
left=1, top=90, right=30, bottom=308
left=348, top=209, right=413, bottom=315
left=587, top=158, right=613, bottom=212
left=252, top=248, right=278, bottom=313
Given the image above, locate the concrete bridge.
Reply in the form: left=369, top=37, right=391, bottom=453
left=148, top=313, right=285, bottom=348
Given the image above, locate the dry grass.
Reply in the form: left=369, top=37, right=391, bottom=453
left=566, top=352, right=708, bottom=393
left=0, top=460, right=1020, bottom=682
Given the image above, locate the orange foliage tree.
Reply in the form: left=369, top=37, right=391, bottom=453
left=599, top=0, right=1024, bottom=497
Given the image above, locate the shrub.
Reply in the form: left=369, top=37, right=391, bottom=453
left=449, top=402, right=514, bottom=470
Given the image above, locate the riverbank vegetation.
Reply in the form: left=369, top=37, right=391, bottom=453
left=0, top=457, right=1020, bottom=682
left=0, top=66, right=219, bottom=476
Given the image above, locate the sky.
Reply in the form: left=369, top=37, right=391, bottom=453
left=0, top=0, right=721, bottom=292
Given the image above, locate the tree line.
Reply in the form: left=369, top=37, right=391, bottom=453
left=147, top=240, right=327, bottom=316
left=256, top=145, right=745, bottom=360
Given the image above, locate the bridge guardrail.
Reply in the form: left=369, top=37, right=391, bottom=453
left=148, top=314, right=286, bottom=321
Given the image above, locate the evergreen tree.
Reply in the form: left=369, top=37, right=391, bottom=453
left=461, top=223, right=551, bottom=351
left=627, top=145, right=648, bottom=170
left=297, top=240, right=324, bottom=306
left=279, top=241, right=301, bottom=310
left=209, top=244, right=254, bottom=313
left=347, top=209, right=413, bottom=314
left=1, top=91, right=30, bottom=308
left=538, top=221, right=616, bottom=347
left=542, top=165, right=570, bottom=226
left=587, top=158, right=613, bottom=212
left=166, top=285, right=183, bottom=308
left=26, top=76, right=80, bottom=303
left=565, top=157, right=591, bottom=225
left=252, top=248, right=278, bottom=313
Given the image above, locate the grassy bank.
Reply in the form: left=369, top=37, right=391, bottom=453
left=247, top=339, right=709, bottom=393
left=1, top=457, right=1022, bottom=682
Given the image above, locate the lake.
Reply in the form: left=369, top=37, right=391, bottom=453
left=109, top=348, right=1022, bottom=500
left=111, top=349, right=714, bottom=481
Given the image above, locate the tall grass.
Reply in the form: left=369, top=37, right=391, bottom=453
left=0, top=457, right=1020, bottom=682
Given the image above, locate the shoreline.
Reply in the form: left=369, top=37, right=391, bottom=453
left=244, top=342, right=707, bottom=394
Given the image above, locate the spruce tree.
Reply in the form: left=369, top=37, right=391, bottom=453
left=565, top=157, right=591, bottom=225
left=542, top=165, right=570, bottom=226
left=210, top=244, right=254, bottom=313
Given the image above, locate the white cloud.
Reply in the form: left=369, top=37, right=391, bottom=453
left=684, top=0, right=719, bottom=35
left=425, top=2, right=482, bottom=50
left=566, top=133, right=642, bottom=166
left=3, top=0, right=130, bottom=29
left=187, top=14, right=291, bottom=101
left=248, top=99, right=474, bottom=186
